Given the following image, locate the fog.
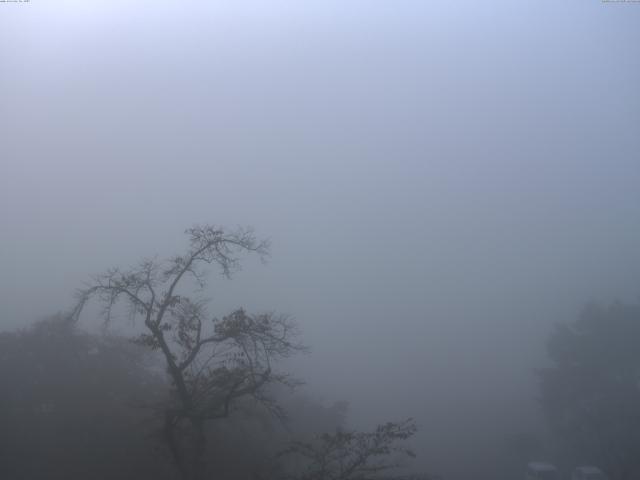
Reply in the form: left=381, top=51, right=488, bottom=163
left=1, top=2, right=639, bottom=479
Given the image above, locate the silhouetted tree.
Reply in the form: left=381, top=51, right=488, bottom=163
left=71, top=225, right=305, bottom=480
left=538, top=301, right=640, bottom=480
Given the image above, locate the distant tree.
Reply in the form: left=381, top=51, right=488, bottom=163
left=278, top=419, right=429, bottom=480
left=71, top=225, right=305, bottom=480
left=0, top=315, right=172, bottom=480
left=503, top=432, right=545, bottom=479
left=538, top=301, right=640, bottom=480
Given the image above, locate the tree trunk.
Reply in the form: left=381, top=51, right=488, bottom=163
left=191, top=418, right=207, bottom=480
left=163, top=415, right=208, bottom=480
left=164, top=412, right=189, bottom=480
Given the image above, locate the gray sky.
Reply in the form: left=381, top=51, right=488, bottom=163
left=1, top=1, right=639, bottom=478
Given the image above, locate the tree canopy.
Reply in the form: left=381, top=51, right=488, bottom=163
left=539, top=301, right=640, bottom=480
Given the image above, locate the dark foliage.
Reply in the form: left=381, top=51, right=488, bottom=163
left=538, top=301, right=640, bottom=480
left=0, top=316, right=351, bottom=480
left=0, top=315, right=172, bottom=480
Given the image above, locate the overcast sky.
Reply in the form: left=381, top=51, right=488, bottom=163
left=1, top=1, right=639, bottom=478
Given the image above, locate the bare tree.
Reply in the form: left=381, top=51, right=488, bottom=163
left=71, top=225, right=305, bottom=480
left=279, top=419, right=425, bottom=480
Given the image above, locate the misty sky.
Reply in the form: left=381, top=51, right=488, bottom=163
left=1, top=1, right=639, bottom=477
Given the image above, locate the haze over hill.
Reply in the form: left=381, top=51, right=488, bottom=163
left=1, top=2, right=639, bottom=479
